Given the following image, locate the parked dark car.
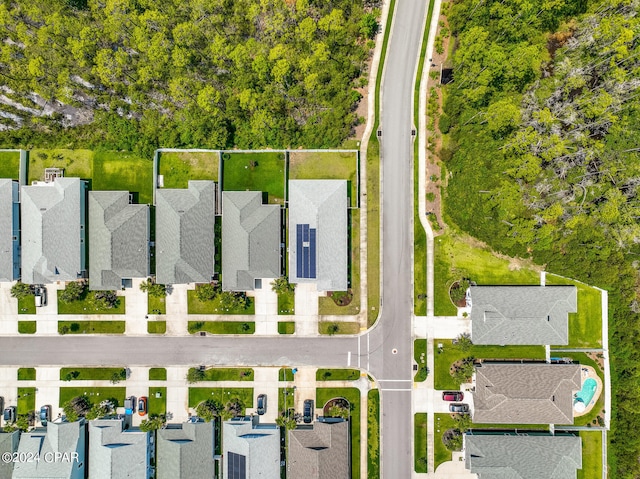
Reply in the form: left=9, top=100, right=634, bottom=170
left=40, top=405, right=51, bottom=425
left=256, top=394, right=267, bottom=415
left=3, top=406, right=16, bottom=423
left=449, top=403, right=469, bottom=414
left=303, top=400, right=314, bottom=424
left=138, top=397, right=147, bottom=416
left=442, top=391, right=464, bottom=402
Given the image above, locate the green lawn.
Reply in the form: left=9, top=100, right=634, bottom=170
left=59, top=367, right=126, bottom=381
left=434, top=230, right=541, bottom=315
left=147, top=321, right=166, bottom=334
left=28, top=149, right=93, bottom=183
left=17, top=388, right=35, bottom=415
left=0, top=151, right=20, bottom=179
left=187, top=321, right=255, bottom=335
left=414, top=339, right=428, bottom=382
left=18, top=296, right=35, bottom=314
left=278, top=387, right=296, bottom=414
left=148, top=387, right=167, bottom=416
left=288, top=151, right=358, bottom=205
left=57, top=290, right=126, bottom=314
left=187, top=290, right=255, bottom=315
left=222, top=152, right=285, bottom=204
left=367, top=138, right=380, bottom=327
left=278, top=322, right=295, bottom=334
left=148, top=294, right=167, bottom=315
left=17, top=368, right=36, bottom=381
left=546, top=274, right=602, bottom=347
left=434, top=413, right=456, bottom=470
left=18, top=321, right=36, bottom=334
left=188, top=367, right=254, bottom=381
left=188, top=388, right=254, bottom=410
left=316, top=369, right=360, bottom=381
left=59, top=387, right=126, bottom=407
left=368, top=390, right=380, bottom=479
left=92, top=151, right=154, bottom=204
left=279, top=368, right=294, bottom=381
left=577, top=431, right=602, bottom=479
left=158, top=151, right=219, bottom=188
left=149, top=368, right=167, bottom=380
left=414, top=413, right=428, bottom=473
left=277, top=290, right=295, bottom=315
left=316, top=388, right=360, bottom=479
left=319, top=322, right=360, bottom=335
left=58, top=321, right=126, bottom=334
left=434, top=339, right=546, bottom=390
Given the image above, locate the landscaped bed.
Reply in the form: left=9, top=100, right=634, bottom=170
left=222, top=152, right=285, bottom=204
left=58, top=321, right=125, bottom=334
left=187, top=321, right=255, bottom=335
left=57, top=290, right=126, bottom=315
left=368, top=390, right=380, bottom=478
left=59, top=368, right=126, bottom=381
left=316, top=369, right=360, bottom=381
left=158, top=151, right=219, bottom=188
left=187, top=367, right=254, bottom=382
left=18, top=321, right=36, bottom=334
left=187, top=290, right=255, bottom=315
left=59, top=387, right=126, bottom=407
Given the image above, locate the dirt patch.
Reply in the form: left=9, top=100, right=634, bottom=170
left=328, top=290, right=354, bottom=307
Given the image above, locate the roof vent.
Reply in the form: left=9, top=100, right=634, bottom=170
left=40, top=208, right=46, bottom=211
left=178, top=210, right=185, bottom=214
left=547, top=315, right=550, bottom=321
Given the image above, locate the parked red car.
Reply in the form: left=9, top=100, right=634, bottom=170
left=138, top=397, right=147, bottom=416
left=442, top=391, right=464, bottom=402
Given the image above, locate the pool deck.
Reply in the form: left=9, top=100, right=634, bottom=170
left=573, top=365, right=602, bottom=417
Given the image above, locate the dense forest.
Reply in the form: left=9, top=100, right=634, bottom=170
left=442, top=0, right=640, bottom=475
left=0, top=0, right=378, bottom=154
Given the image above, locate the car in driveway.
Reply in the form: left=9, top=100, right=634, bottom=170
left=34, top=286, right=47, bottom=307
left=449, top=403, right=470, bottom=414
left=256, top=394, right=267, bottom=415
left=40, top=405, right=51, bottom=426
left=3, top=406, right=16, bottom=423
left=124, top=396, right=136, bottom=415
left=442, top=391, right=464, bottom=402
left=303, top=400, right=314, bottom=424
left=138, top=397, right=147, bottom=416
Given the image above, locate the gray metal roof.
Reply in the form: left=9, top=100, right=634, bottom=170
left=472, top=363, right=581, bottom=425
left=469, top=286, right=577, bottom=345
left=0, top=179, right=19, bottom=282
left=222, top=416, right=279, bottom=479
left=156, top=181, right=215, bottom=284
left=89, top=419, right=151, bottom=479
left=222, top=191, right=281, bottom=291
left=288, top=421, right=350, bottom=479
left=157, top=421, right=215, bottom=479
left=465, top=434, right=582, bottom=479
left=21, top=177, right=86, bottom=284
left=13, top=419, right=85, bottom=479
left=0, top=431, right=19, bottom=479
left=288, top=180, right=347, bottom=291
left=89, top=191, right=149, bottom=290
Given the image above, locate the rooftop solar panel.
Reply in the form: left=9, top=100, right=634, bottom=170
left=296, top=224, right=303, bottom=278
left=228, top=452, right=246, bottom=479
left=309, top=228, right=317, bottom=278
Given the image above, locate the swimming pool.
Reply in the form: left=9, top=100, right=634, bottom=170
left=575, top=378, right=597, bottom=405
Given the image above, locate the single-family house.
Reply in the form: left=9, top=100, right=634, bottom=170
left=288, top=421, right=350, bottom=479
left=0, top=430, right=19, bottom=479
left=288, top=180, right=348, bottom=291
left=156, top=421, right=215, bottom=479
left=222, top=416, right=279, bottom=479
left=0, top=179, right=20, bottom=282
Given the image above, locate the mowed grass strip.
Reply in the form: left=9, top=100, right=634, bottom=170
left=316, top=369, right=360, bottom=381
left=188, top=388, right=254, bottom=410
left=434, top=413, right=455, bottom=470
left=59, top=387, right=126, bottom=407
left=59, top=368, right=126, bottom=381
left=147, top=321, right=166, bottom=334
left=149, top=368, right=167, bottom=381
left=414, top=339, right=428, bottom=382
left=18, top=321, right=36, bottom=334
left=368, top=390, right=380, bottom=479
left=278, top=321, right=295, bottom=334
left=58, top=321, right=125, bottom=334
left=148, top=294, right=167, bottom=315
left=187, top=290, right=255, bottom=315
left=578, top=431, right=602, bottom=479
left=222, top=152, right=285, bottom=204
left=17, top=368, right=36, bottom=381
left=188, top=321, right=255, bottom=335
left=18, top=296, right=35, bottom=314
left=414, top=413, right=428, bottom=473
left=319, top=321, right=360, bottom=335
left=18, top=388, right=36, bottom=415
left=158, top=151, right=219, bottom=188
left=148, top=387, right=167, bottom=416
left=277, top=290, right=295, bottom=315
left=57, top=291, right=126, bottom=315
left=188, top=367, right=254, bottom=381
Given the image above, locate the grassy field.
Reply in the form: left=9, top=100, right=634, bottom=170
left=149, top=368, right=167, bottom=380
left=414, top=339, right=428, bottom=382
left=147, top=321, right=166, bottom=334
left=278, top=387, right=296, bottom=414
left=17, top=368, right=36, bottom=381
left=546, top=274, right=602, bottom=348
left=277, top=290, right=295, bottom=315
left=28, top=149, right=93, bottom=183
left=278, top=322, right=295, bottom=334
left=316, top=369, right=360, bottom=381
left=187, top=290, right=255, bottom=315
left=288, top=151, right=358, bottom=205
left=577, top=430, right=602, bottom=479
left=57, top=291, right=126, bottom=315
left=434, top=339, right=546, bottom=390
left=18, top=296, right=35, bottom=314
left=148, top=294, right=166, bottom=315
left=17, top=388, right=35, bottom=415
left=0, top=151, right=20, bottom=179
left=279, top=368, right=294, bottom=381
left=158, top=151, right=219, bottom=188
left=58, top=321, right=125, bottom=334
left=316, top=388, right=360, bottom=479
left=368, top=390, right=380, bottom=479
left=434, top=413, right=455, bottom=470
left=59, top=387, right=126, bottom=407
left=60, top=367, right=126, bottom=381
left=92, top=151, right=154, bottom=203
left=148, top=387, right=167, bottom=416
left=18, top=321, right=36, bottom=334
left=434, top=230, right=541, bottom=315
left=319, top=321, right=360, bottom=335
left=222, top=152, right=285, bottom=204
left=188, top=367, right=254, bottom=381
left=187, top=321, right=255, bottom=334
left=188, top=388, right=254, bottom=410
left=415, top=413, right=428, bottom=473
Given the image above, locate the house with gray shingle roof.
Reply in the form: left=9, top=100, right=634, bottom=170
left=89, top=419, right=153, bottom=479
left=156, top=421, right=215, bottom=479
left=0, top=179, right=20, bottom=282
left=469, top=285, right=577, bottom=345
left=13, top=418, right=86, bottom=479
left=465, top=433, right=582, bottom=479
left=222, top=416, right=279, bottom=479
left=288, top=180, right=348, bottom=291
left=472, top=363, right=581, bottom=425
left=288, top=421, right=350, bottom=479
left=21, top=177, right=87, bottom=284
left=89, top=191, right=150, bottom=291
left=0, top=431, right=19, bottom=479
left=222, top=191, right=281, bottom=291
left=156, top=181, right=215, bottom=284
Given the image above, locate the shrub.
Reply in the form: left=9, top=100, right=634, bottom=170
left=59, top=281, right=86, bottom=303
left=195, top=283, right=217, bottom=302
left=11, top=282, right=34, bottom=300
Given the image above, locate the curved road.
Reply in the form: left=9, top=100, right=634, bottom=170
left=0, top=2, right=428, bottom=477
